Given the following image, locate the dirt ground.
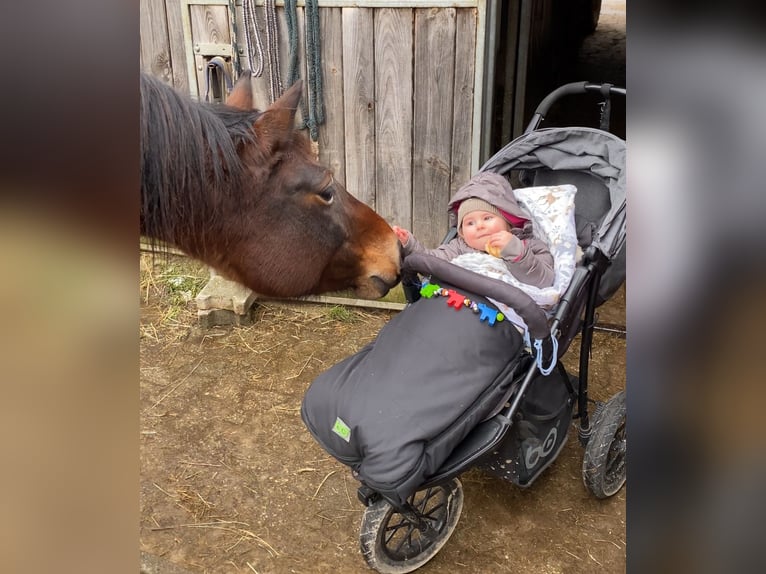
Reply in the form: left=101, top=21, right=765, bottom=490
left=140, top=252, right=625, bottom=574
left=140, top=4, right=626, bottom=572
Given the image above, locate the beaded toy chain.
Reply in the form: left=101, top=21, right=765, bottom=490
left=419, top=279, right=505, bottom=326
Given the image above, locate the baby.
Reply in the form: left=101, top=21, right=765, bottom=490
left=393, top=172, right=554, bottom=289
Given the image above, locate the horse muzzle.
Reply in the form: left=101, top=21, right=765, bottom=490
left=355, top=272, right=401, bottom=299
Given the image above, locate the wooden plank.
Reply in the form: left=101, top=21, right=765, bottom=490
left=286, top=294, right=405, bottom=311
left=165, top=0, right=190, bottom=92
left=140, top=240, right=188, bottom=257
left=450, top=8, right=477, bottom=195
left=139, top=0, right=147, bottom=71
left=341, top=7, right=376, bottom=208
left=140, top=0, right=173, bottom=82
left=191, top=6, right=231, bottom=48
left=374, top=8, right=413, bottom=228
left=412, top=7, right=456, bottom=247
left=318, top=8, right=347, bottom=185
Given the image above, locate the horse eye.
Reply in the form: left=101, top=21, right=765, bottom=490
left=317, top=186, right=334, bottom=205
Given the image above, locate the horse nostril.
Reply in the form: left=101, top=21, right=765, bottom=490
left=370, top=275, right=394, bottom=293
left=370, top=276, right=385, bottom=294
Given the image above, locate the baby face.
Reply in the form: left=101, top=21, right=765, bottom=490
left=460, top=210, right=511, bottom=251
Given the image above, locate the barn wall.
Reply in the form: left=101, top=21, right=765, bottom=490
left=140, top=0, right=542, bottom=248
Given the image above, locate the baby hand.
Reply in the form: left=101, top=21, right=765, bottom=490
left=392, top=225, right=410, bottom=245
left=485, top=231, right=514, bottom=257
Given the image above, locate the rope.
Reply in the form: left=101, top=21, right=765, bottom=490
left=242, top=0, right=265, bottom=77
left=284, top=0, right=310, bottom=130
left=284, top=0, right=301, bottom=88
left=227, top=0, right=242, bottom=79
left=305, top=0, right=324, bottom=140
left=264, top=0, right=283, bottom=103
left=284, top=0, right=324, bottom=141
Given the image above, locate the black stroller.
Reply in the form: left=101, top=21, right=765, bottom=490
left=301, top=82, right=626, bottom=573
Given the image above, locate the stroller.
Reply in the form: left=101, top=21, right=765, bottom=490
left=301, top=82, right=626, bottom=573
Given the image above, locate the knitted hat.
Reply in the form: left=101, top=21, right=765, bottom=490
left=457, top=198, right=500, bottom=230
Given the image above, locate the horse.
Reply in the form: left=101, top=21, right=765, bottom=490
left=140, top=72, right=401, bottom=299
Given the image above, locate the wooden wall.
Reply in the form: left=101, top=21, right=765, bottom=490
left=140, top=0, right=491, bottom=249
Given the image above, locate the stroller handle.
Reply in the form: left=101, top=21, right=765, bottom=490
left=525, top=81, right=626, bottom=133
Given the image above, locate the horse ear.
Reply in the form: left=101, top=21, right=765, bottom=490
left=226, top=75, right=255, bottom=110
left=253, top=81, right=303, bottom=145
left=271, top=80, right=303, bottom=114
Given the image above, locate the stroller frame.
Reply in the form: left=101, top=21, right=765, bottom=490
left=354, top=82, right=626, bottom=573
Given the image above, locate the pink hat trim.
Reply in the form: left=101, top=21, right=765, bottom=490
left=498, top=207, right=527, bottom=227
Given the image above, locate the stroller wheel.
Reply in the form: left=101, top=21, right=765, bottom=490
left=582, top=390, right=626, bottom=499
left=359, top=478, right=463, bottom=574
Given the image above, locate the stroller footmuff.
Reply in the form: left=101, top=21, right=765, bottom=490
left=301, top=279, right=526, bottom=507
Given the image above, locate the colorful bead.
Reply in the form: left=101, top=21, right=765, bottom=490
left=446, top=290, right=466, bottom=310
left=477, top=303, right=502, bottom=325
left=422, top=281, right=505, bottom=327
left=420, top=283, right=440, bottom=298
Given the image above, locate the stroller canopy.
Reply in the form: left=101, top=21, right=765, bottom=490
left=480, top=127, right=626, bottom=261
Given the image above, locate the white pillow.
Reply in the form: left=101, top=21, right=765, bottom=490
left=515, top=183, right=579, bottom=301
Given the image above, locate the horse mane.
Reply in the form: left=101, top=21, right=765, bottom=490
left=140, top=73, right=263, bottom=252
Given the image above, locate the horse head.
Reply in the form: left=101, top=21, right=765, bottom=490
left=217, top=76, right=402, bottom=299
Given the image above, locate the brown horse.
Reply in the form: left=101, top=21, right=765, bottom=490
left=140, top=73, right=401, bottom=298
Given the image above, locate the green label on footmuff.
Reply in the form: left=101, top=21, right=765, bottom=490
left=332, top=417, right=351, bottom=442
